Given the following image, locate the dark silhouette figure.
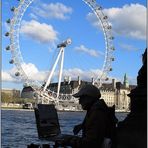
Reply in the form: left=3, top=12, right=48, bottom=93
left=56, top=84, right=118, bottom=148
left=117, top=48, right=147, bottom=148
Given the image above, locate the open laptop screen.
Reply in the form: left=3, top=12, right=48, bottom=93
left=34, top=104, right=61, bottom=139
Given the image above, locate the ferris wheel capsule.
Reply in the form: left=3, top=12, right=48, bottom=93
left=23, top=83, right=29, bottom=87
left=103, top=16, right=108, bottom=20
left=15, top=72, right=20, bottom=76
left=105, top=77, right=109, bottom=81
left=107, top=25, right=112, bottom=30
left=9, top=59, right=14, bottom=64
left=34, top=92, right=38, bottom=97
left=66, top=38, right=72, bottom=45
left=6, top=46, right=10, bottom=51
left=11, top=7, right=15, bottom=12
left=111, top=57, right=115, bottom=61
left=95, top=6, right=102, bottom=10
left=6, top=19, right=11, bottom=24
left=109, top=36, right=114, bottom=40
left=5, top=32, right=9, bottom=37
left=110, top=47, right=115, bottom=50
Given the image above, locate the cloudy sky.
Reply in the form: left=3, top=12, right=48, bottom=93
left=2, top=0, right=146, bottom=90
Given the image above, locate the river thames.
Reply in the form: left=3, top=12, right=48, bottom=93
left=1, top=109, right=128, bottom=148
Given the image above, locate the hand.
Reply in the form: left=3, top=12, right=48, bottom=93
left=73, top=124, right=82, bottom=135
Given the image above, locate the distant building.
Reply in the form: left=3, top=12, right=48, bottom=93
left=100, top=76, right=135, bottom=110
left=21, top=86, right=34, bottom=99
left=2, top=88, right=21, bottom=98
left=21, top=74, right=136, bottom=111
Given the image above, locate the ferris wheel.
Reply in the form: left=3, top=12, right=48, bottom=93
left=5, top=0, right=115, bottom=105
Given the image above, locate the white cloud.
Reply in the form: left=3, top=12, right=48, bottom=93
left=2, top=59, right=137, bottom=86
left=2, top=71, right=16, bottom=82
left=20, top=20, right=58, bottom=43
left=86, top=12, right=100, bottom=28
left=119, top=43, right=139, bottom=51
left=2, top=65, right=103, bottom=84
left=74, top=45, right=104, bottom=57
left=21, top=63, right=49, bottom=82
left=33, top=2, right=73, bottom=20
left=87, top=3, right=146, bottom=40
left=21, top=63, right=38, bottom=76
left=63, top=68, right=102, bottom=81
left=2, top=63, right=48, bottom=83
left=4, top=65, right=136, bottom=86
left=29, top=13, right=38, bottom=20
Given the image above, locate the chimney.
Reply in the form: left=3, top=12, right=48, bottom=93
left=112, top=79, right=116, bottom=89
left=64, top=76, right=67, bottom=83
left=92, top=77, right=94, bottom=85
left=78, top=76, right=81, bottom=85
left=68, top=76, right=71, bottom=84
left=116, top=82, right=121, bottom=90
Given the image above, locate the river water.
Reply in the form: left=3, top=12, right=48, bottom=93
left=1, top=109, right=128, bottom=148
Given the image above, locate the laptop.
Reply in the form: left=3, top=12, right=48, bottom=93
left=34, top=104, right=75, bottom=142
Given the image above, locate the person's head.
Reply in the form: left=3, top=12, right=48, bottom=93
left=73, top=84, right=101, bottom=110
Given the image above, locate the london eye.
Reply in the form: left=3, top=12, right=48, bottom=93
left=5, top=0, right=115, bottom=106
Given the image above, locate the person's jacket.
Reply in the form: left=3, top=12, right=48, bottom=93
left=67, top=99, right=115, bottom=148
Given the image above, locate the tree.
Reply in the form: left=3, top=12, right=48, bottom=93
left=1, top=92, right=12, bottom=103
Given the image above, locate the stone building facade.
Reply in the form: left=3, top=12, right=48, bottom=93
left=21, top=74, right=136, bottom=111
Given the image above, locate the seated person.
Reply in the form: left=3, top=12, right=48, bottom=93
left=55, top=84, right=117, bottom=148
